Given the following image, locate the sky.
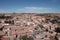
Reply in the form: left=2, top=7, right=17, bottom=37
left=0, top=0, right=60, bottom=13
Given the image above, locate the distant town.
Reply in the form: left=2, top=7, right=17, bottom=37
left=0, top=13, right=60, bottom=40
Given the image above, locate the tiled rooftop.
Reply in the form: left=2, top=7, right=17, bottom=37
left=0, top=13, right=60, bottom=40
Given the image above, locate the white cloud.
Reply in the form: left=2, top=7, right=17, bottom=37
left=0, top=9, right=13, bottom=13
left=15, top=7, right=53, bottom=13
left=0, top=7, right=59, bottom=13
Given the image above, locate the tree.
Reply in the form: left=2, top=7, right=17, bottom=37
left=19, top=35, right=34, bottom=40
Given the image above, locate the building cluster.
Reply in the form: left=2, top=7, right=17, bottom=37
left=0, top=13, right=60, bottom=40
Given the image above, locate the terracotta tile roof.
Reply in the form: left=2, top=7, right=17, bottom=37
left=0, top=31, right=4, bottom=36
left=2, top=36, right=10, bottom=40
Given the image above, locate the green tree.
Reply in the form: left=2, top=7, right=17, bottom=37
left=19, top=35, right=34, bottom=40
